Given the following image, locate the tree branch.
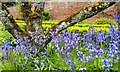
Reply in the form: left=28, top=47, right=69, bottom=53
left=44, top=2, right=116, bottom=47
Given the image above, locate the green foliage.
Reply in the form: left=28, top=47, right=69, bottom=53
left=43, top=10, right=50, bottom=20
left=95, top=18, right=116, bottom=25
left=1, top=44, right=35, bottom=70
left=0, top=22, right=14, bottom=46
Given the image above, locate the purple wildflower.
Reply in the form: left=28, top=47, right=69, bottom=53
left=24, top=53, right=28, bottom=60
left=102, top=58, right=111, bottom=68
left=114, top=13, right=119, bottom=23
left=77, top=50, right=83, bottom=57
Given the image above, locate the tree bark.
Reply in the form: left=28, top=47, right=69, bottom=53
left=20, top=2, right=44, bottom=37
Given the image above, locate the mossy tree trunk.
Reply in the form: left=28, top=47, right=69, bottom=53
left=0, top=1, right=116, bottom=52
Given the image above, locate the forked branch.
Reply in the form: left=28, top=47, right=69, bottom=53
left=0, top=3, right=43, bottom=51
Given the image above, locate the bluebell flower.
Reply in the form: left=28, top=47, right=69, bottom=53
left=97, top=30, right=104, bottom=42
left=107, top=53, right=114, bottom=58
left=9, top=46, right=13, bottom=53
left=86, top=43, right=94, bottom=50
left=25, top=50, right=30, bottom=54
left=109, top=43, right=117, bottom=51
left=84, top=33, right=90, bottom=42
left=88, top=28, right=93, bottom=34
left=35, top=38, right=39, bottom=43
left=17, top=39, right=22, bottom=43
left=30, top=47, right=35, bottom=51
left=21, top=46, right=26, bottom=52
left=82, top=56, right=87, bottom=64
left=69, top=67, right=75, bottom=72
left=114, top=13, right=119, bottom=23
left=20, top=41, right=26, bottom=47
left=96, top=46, right=100, bottom=50
left=117, top=50, right=120, bottom=56
left=108, top=25, right=114, bottom=34
left=69, top=44, right=74, bottom=50
left=91, top=48, right=97, bottom=55
left=28, top=42, right=32, bottom=48
left=24, top=53, right=28, bottom=60
left=61, top=68, right=64, bottom=72
left=53, top=38, right=59, bottom=47
left=77, top=50, right=83, bottom=57
left=3, top=40, right=10, bottom=46
left=67, top=52, right=72, bottom=57
left=20, top=64, right=25, bottom=67
left=3, top=52, right=8, bottom=60
left=41, top=51, right=48, bottom=56
left=102, top=58, right=111, bottom=68
left=24, top=36, right=28, bottom=41
left=65, top=58, right=69, bottom=64
left=87, top=56, right=93, bottom=61
left=13, top=60, right=16, bottom=63
left=91, top=32, right=97, bottom=39
left=75, top=32, right=81, bottom=37
left=15, top=45, right=20, bottom=50
left=97, top=49, right=103, bottom=58
left=89, top=26, right=95, bottom=30
left=61, top=47, right=67, bottom=55
left=67, top=60, right=74, bottom=66
left=13, top=39, right=19, bottom=45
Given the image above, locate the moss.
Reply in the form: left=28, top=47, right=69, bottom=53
left=43, top=10, right=50, bottom=20
left=28, top=12, right=41, bottom=19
